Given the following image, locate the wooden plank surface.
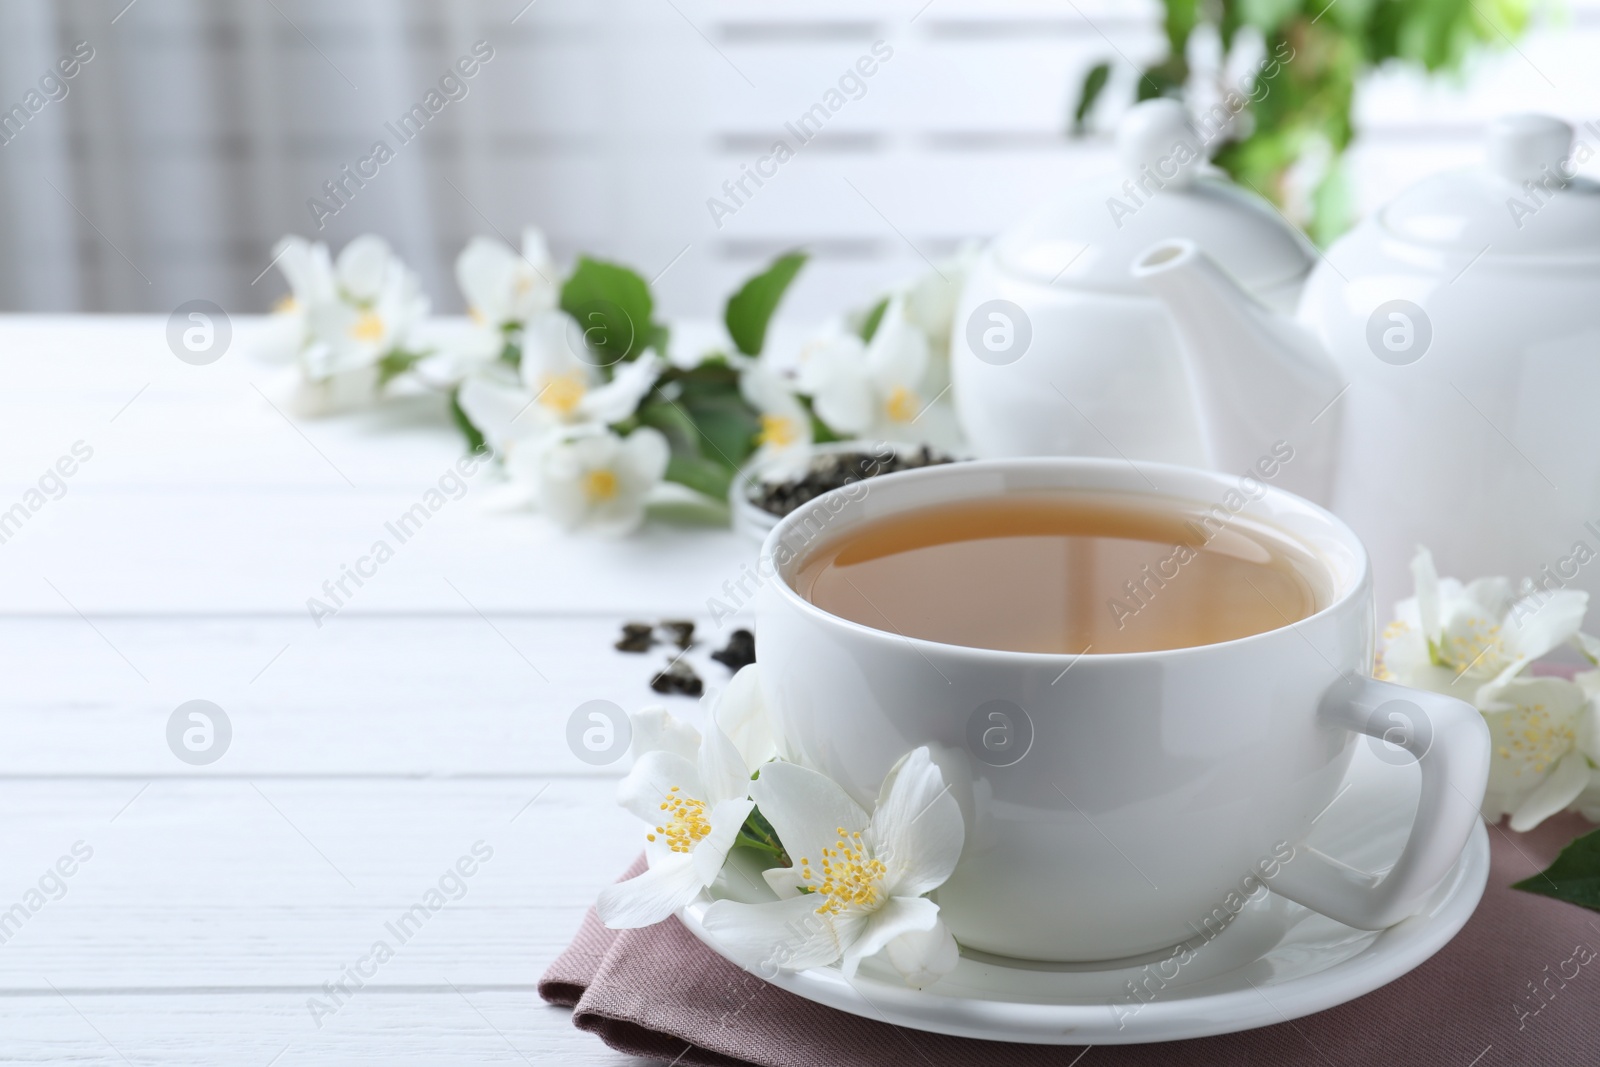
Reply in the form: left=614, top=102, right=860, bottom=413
left=0, top=315, right=737, bottom=1063
left=0, top=994, right=639, bottom=1066
left=0, top=779, right=637, bottom=989
left=0, top=616, right=739, bottom=777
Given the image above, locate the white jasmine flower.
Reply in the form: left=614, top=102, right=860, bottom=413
left=1571, top=631, right=1600, bottom=666
left=701, top=746, right=965, bottom=990
left=332, top=234, right=399, bottom=304
left=796, top=298, right=931, bottom=441
left=598, top=667, right=776, bottom=928
left=596, top=723, right=753, bottom=929
left=1381, top=547, right=1588, bottom=702
left=264, top=235, right=428, bottom=415
left=532, top=425, right=669, bottom=536
left=447, top=228, right=561, bottom=374
left=457, top=228, right=559, bottom=330
left=897, top=243, right=979, bottom=361
left=1480, top=671, right=1600, bottom=830
left=257, top=236, right=335, bottom=363
left=302, top=247, right=426, bottom=379
left=1566, top=736, right=1600, bottom=823
left=740, top=364, right=813, bottom=478
left=708, top=664, right=778, bottom=768
left=276, top=235, right=337, bottom=307
left=456, top=312, right=662, bottom=456
left=626, top=665, right=776, bottom=768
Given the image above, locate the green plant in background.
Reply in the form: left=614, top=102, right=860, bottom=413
left=1075, top=0, right=1537, bottom=244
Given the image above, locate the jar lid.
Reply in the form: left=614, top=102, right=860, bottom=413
left=1378, top=114, right=1600, bottom=257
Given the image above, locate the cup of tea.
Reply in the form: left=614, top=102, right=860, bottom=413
left=754, top=457, right=1489, bottom=963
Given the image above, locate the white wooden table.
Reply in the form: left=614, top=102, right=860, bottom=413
left=0, top=316, right=750, bottom=1063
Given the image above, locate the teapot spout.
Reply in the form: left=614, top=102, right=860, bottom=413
left=1134, top=239, right=1344, bottom=504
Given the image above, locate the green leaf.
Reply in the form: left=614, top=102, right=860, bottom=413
left=665, top=453, right=735, bottom=502
left=1513, top=828, right=1600, bottom=912
left=636, top=394, right=698, bottom=448
left=691, top=398, right=761, bottom=468
left=858, top=297, right=889, bottom=343
left=1071, top=62, right=1111, bottom=134
left=733, top=806, right=789, bottom=865
left=375, top=349, right=423, bottom=388
left=725, top=252, right=807, bottom=356
left=1162, top=0, right=1200, bottom=51
left=1136, top=58, right=1187, bottom=101
left=669, top=363, right=762, bottom=469
left=560, top=256, right=662, bottom=366
left=449, top=386, right=488, bottom=455
left=1237, top=0, right=1299, bottom=35
left=636, top=360, right=764, bottom=504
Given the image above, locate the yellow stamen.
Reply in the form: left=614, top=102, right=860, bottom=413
left=806, top=827, right=886, bottom=916
left=1444, top=616, right=1505, bottom=673
left=1495, top=699, right=1575, bottom=777
left=583, top=469, right=619, bottom=502
left=273, top=295, right=298, bottom=314
left=539, top=371, right=588, bottom=417
left=350, top=310, right=385, bottom=342
left=653, top=789, right=712, bottom=854
left=759, top=414, right=799, bottom=449
left=884, top=385, right=919, bottom=423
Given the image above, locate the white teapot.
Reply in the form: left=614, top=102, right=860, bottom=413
left=1136, top=112, right=1600, bottom=608
left=952, top=98, right=1344, bottom=505
left=956, top=103, right=1600, bottom=607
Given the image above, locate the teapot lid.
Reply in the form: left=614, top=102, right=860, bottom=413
left=991, top=99, right=1317, bottom=295
left=1378, top=114, right=1600, bottom=257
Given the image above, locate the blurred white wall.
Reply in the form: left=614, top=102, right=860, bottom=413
left=0, top=0, right=1595, bottom=320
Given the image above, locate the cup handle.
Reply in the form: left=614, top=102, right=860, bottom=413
left=1268, top=675, right=1490, bottom=930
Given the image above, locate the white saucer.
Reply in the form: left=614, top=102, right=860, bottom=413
left=679, top=743, right=1490, bottom=1044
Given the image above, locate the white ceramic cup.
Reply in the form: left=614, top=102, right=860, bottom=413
left=755, top=458, right=1490, bottom=963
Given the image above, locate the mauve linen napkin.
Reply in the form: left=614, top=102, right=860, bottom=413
left=540, top=816, right=1600, bottom=1066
